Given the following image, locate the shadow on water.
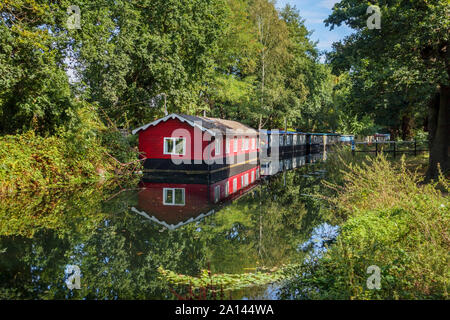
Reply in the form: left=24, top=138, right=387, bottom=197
left=0, top=152, right=339, bottom=299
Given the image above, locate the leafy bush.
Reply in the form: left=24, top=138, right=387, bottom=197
left=285, top=155, right=449, bottom=299
left=0, top=131, right=113, bottom=193
left=0, top=106, right=141, bottom=193
left=99, top=130, right=139, bottom=164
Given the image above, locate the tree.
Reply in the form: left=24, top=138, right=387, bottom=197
left=70, top=0, right=229, bottom=128
left=205, top=0, right=259, bottom=124
left=0, top=1, right=77, bottom=134
left=325, top=0, right=450, bottom=178
left=249, top=0, right=290, bottom=129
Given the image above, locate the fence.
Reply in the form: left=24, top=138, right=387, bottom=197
left=351, top=140, right=429, bottom=157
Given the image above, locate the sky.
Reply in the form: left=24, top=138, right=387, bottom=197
left=276, top=0, right=353, bottom=52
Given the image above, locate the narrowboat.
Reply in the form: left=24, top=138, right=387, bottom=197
left=323, top=133, right=341, bottom=151
left=307, top=133, right=325, bottom=154
left=259, top=130, right=308, bottom=157
left=340, top=135, right=355, bottom=145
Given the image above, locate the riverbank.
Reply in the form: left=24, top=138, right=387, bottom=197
left=284, top=152, right=449, bottom=299
left=0, top=129, right=140, bottom=194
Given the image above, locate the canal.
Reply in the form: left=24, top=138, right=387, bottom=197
left=0, top=153, right=339, bottom=299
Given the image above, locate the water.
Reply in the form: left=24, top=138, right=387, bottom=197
left=0, top=153, right=337, bottom=299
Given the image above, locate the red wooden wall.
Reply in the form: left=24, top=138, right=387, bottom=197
left=138, top=117, right=258, bottom=162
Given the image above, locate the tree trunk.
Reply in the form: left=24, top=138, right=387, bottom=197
left=401, top=112, right=413, bottom=141
left=427, top=85, right=450, bottom=179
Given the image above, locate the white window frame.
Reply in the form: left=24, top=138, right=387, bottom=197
left=251, top=138, right=256, bottom=150
left=244, top=173, right=249, bottom=186
left=233, top=137, right=238, bottom=152
left=163, top=188, right=185, bottom=206
left=214, top=185, right=220, bottom=203
left=233, top=178, right=237, bottom=193
left=163, top=137, right=186, bottom=156
left=251, top=171, right=255, bottom=183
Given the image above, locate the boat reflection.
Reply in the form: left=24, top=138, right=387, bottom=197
left=132, top=165, right=261, bottom=230
left=133, top=151, right=326, bottom=230
left=260, top=152, right=325, bottom=177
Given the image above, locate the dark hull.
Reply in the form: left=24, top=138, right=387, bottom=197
left=143, top=154, right=258, bottom=184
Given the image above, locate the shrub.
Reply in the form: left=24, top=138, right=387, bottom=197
left=286, top=155, right=449, bottom=299
left=0, top=105, right=141, bottom=193
left=0, top=131, right=115, bottom=193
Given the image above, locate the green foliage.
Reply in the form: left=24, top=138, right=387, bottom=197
left=0, top=130, right=113, bottom=193
left=99, top=130, right=139, bottom=164
left=158, top=266, right=286, bottom=292
left=283, top=155, right=450, bottom=299
left=325, top=0, right=449, bottom=175
left=0, top=186, right=111, bottom=238
left=0, top=0, right=78, bottom=134
left=69, top=0, right=229, bottom=127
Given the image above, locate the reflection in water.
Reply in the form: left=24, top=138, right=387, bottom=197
left=132, top=165, right=260, bottom=230
left=298, top=223, right=340, bottom=260
left=0, top=152, right=336, bottom=299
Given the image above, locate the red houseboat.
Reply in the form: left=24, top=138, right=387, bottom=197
left=132, top=113, right=259, bottom=184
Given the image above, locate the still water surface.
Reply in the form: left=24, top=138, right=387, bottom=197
left=0, top=153, right=337, bottom=299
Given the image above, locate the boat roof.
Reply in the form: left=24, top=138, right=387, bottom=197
left=260, top=130, right=305, bottom=134
left=132, top=113, right=258, bottom=136
left=260, top=130, right=341, bottom=136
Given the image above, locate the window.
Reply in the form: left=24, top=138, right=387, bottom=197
left=256, top=168, right=260, bottom=179
left=163, top=188, right=185, bottom=206
left=251, top=138, right=256, bottom=150
left=241, top=174, right=249, bottom=188
left=280, top=136, right=284, bottom=146
left=242, top=137, right=249, bottom=151
left=233, top=178, right=237, bottom=193
left=233, top=137, right=238, bottom=152
left=214, top=185, right=220, bottom=203
left=164, top=137, right=185, bottom=155
left=251, top=171, right=255, bottom=183
left=226, top=138, right=230, bottom=154
left=215, top=138, right=221, bottom=156
left=287, top=135, right=292, bottom=146
left=225, top=181, right=229, bottom=196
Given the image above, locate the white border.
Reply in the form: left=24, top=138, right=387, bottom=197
left=132, top=113, right=217, bottom=136
left=131, top=207, right=215, bottom=230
